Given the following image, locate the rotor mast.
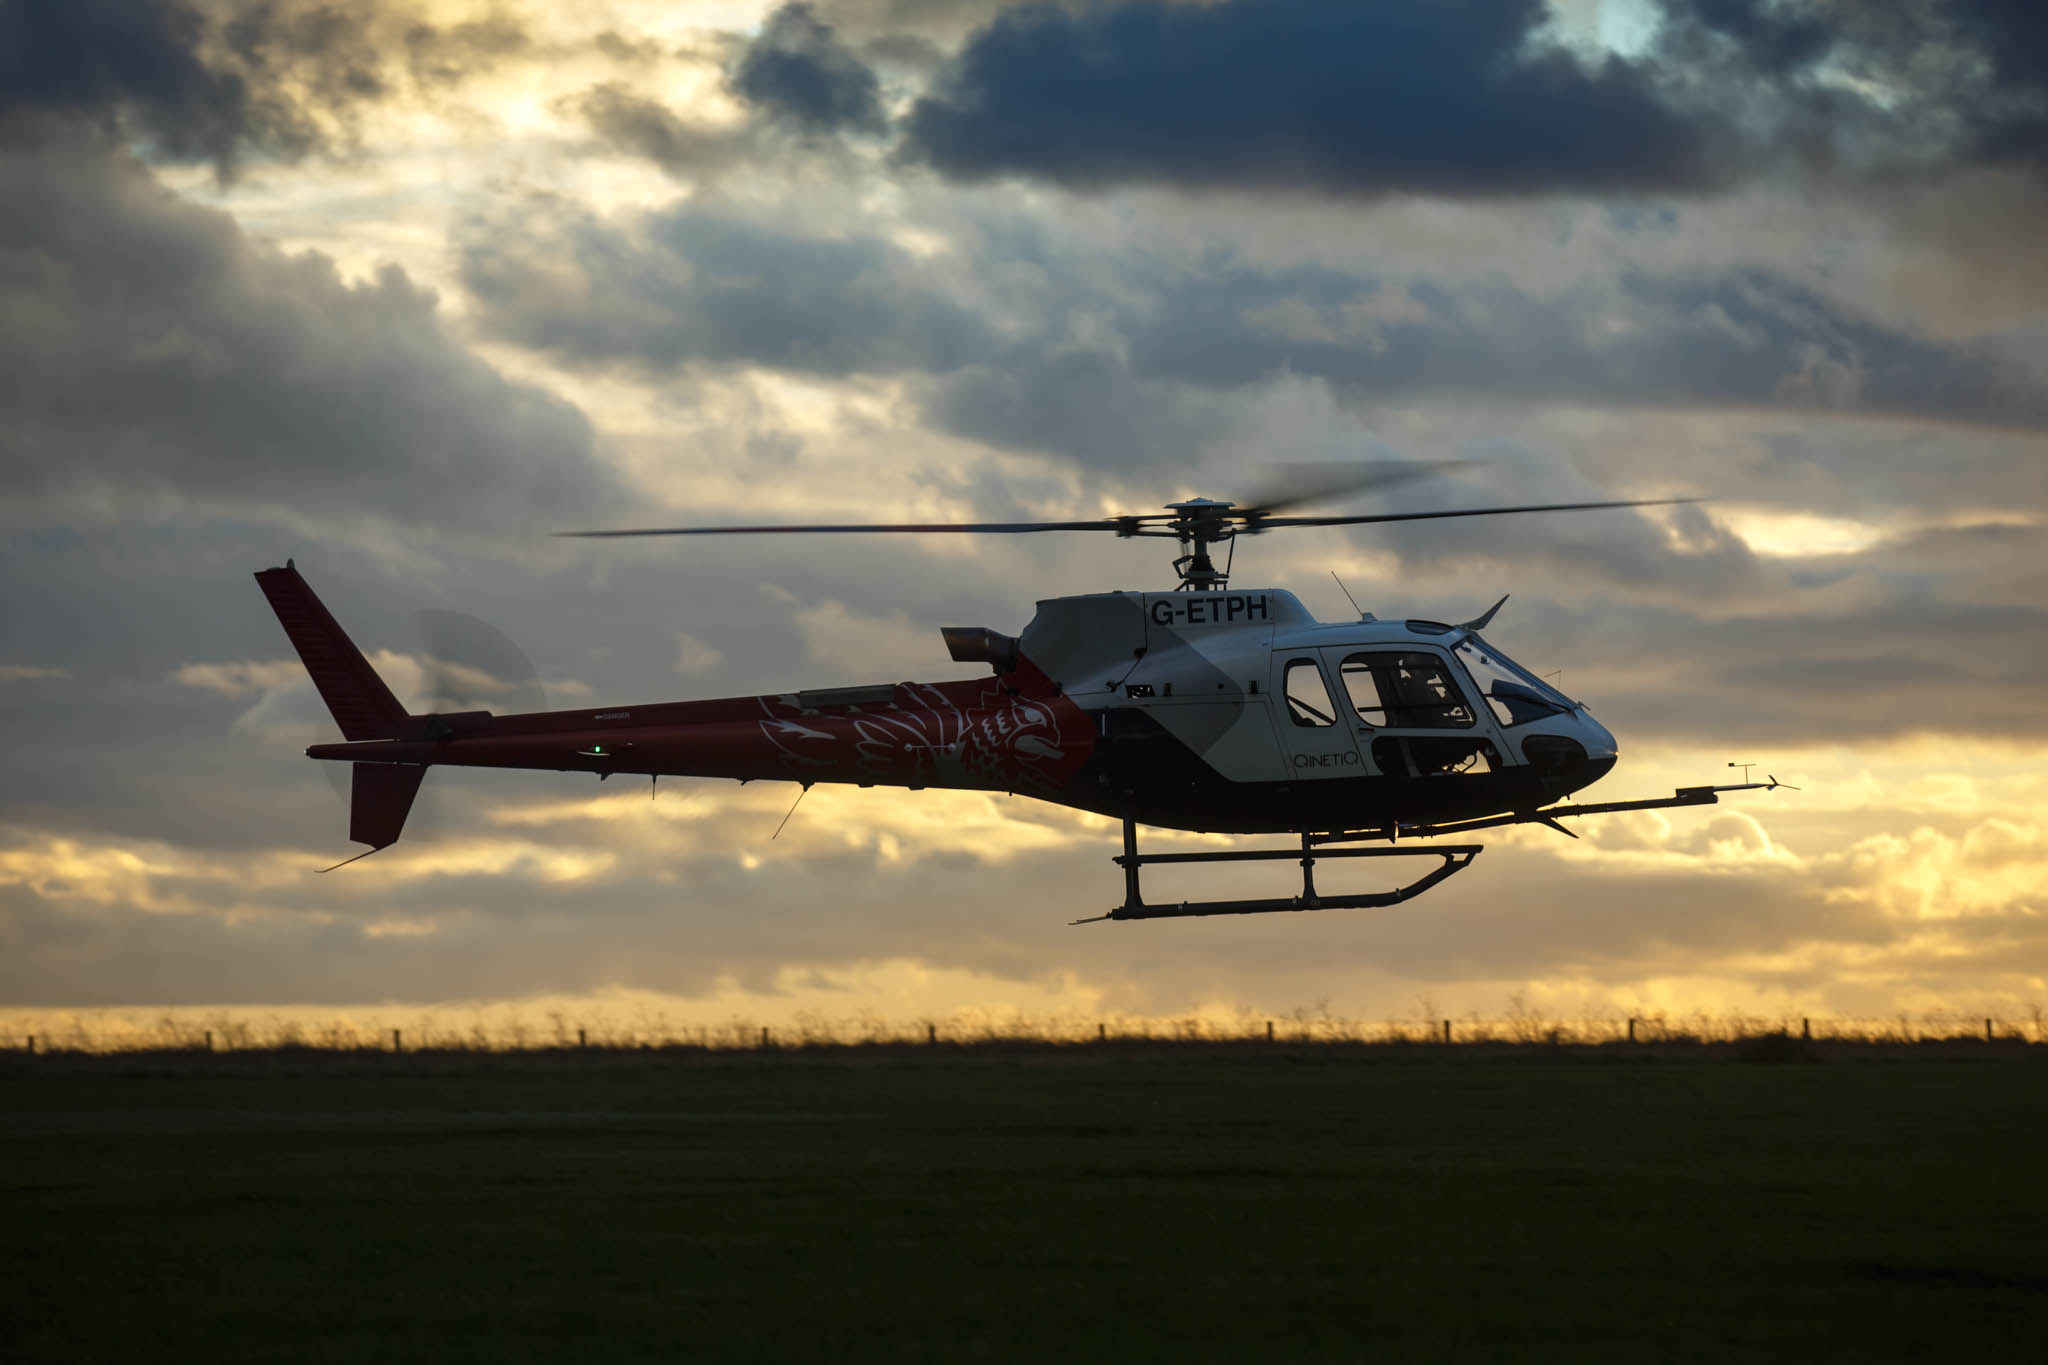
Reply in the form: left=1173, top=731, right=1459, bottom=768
left=1162, top=498, right=1237, bottom=591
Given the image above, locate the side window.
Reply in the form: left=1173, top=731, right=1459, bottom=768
left=1340, top=653, right=1474, bottom=729
left=1283, top=659, right=1336, bottom=728
left=1338, top=657, right=1387, bottom=725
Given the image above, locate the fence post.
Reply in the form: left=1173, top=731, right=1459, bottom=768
left=760, top=1026, right=770, bottom=1049
left=204, top=1030, right=213, bottom=1052
left=928, top=1023, right=937, bottom=1045
left=1986, top=1018, right=1994, bottom=1042
left=578, top=1027, right=587, bottom=1049
left=1442, top=1019, right=1451, bottom=1044
left=1801, top=1018, right=1811, bottom=1040
left=1266, top=1020, right=1274, bottom=1042
left=1098, top=1022, right=1106, bottom=1042
left=25, top=1035, right=33, bottom=1055
left=1627, top=1017, right=1636, bottom=1043
left=392, top=1028, right=402, bottom=1053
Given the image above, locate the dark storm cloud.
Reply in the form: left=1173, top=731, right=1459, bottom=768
left=732, top=3, right=887, bottom=136
left=1658, top=0, right=1834, bottom=75
left=0, top=0, right=255, bottom=168
left=895, top=0, right=2048, bottom=198
left=0, top=139, right=622, bottom=533
left=1870, top=0, right=2048, bottom=174
left=901, top=0, right=1728, bottom=195
left=0, top=0, right=528, bottom=174
left=1648, top=0, right=2048, bottom=178
left=1646, top=0, right=2048, bottom=182
left=459, top=201, right=994, bottom=376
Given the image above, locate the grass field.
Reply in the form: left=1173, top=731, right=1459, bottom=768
left=5, top=1046, right=2044, bottom=1362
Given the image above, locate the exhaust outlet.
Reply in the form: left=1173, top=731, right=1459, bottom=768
left=941, top=626, right=1019, bottom=674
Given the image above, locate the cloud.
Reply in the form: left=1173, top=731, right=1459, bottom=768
left=0, top=0, right=531, bottom=175
left=1651, top=0, right=2048, bottom=178
left=453, top=138, right=2048, bottom=476
left=1105, top=263, right=2048, bottom=430
left=10, top=767, right=2048, bottom=1015
left=0, top=665, right=71, bottom=683
left=674, top=632, right=726, bottom=677
left=789, top=598, right=943, bottom=679
left=0, top=0, right=252, bottom=169
left=896, top=0, right=2048, bottom=200
left=901, top=0, right=1728, bottom=196
left=732, top=3, right=887, bottom=137
left=570, top=82, right=755, bottom=179
left=566, top=6, right=895, bottom=183
left=459, top=200, right=994, bottom=377
left=172, top=658, right=306, bottom=696
left=458, top=193, right=2048, bottom=485
left=0, top=138, right=623, bottom=535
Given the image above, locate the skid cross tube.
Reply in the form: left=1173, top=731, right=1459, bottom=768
left=1079, top=819, right=1483, bottom=923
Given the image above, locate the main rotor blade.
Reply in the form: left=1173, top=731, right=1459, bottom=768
left=560, top=496, right=1700, bottom=539
left=1237, top=459, right=1472, bottom=517
left=558, top=519, right=1131, bottom=537
left=1252, top=496, right=1700, bottom=529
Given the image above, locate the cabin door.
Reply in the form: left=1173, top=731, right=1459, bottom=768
left=1270, top=652, right=1365, bottom=780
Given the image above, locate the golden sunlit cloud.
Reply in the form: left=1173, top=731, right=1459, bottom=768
left=487, top=783, right=1103, bottom=865
left=1717, top=508, right=1889, bottom=557
left=173, top=658, right=308, bottom=695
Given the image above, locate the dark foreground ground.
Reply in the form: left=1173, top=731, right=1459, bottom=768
left=4, top=1044, right=2044, bottom=1363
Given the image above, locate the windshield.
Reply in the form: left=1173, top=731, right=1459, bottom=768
left=1454, top=635, right=1574, bottom=727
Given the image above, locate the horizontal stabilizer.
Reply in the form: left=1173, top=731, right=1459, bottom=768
left=351, top=763, right=428, bottom=850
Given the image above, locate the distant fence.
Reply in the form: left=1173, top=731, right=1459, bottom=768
left=8, top=1008, right=2044, bottom=1055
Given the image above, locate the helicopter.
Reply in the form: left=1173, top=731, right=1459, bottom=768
left=256, top=469, right=1782, bottom=922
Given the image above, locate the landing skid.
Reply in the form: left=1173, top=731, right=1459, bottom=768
left=1075, top=818, right=1482, bottom=923
left=1077, top=781, right=1782, bottom=924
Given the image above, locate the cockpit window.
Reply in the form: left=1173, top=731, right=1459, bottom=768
left=1454, top=636, right=1574, bottom=727
left=1339, top=652, right=1474, bottom=729
left=1283, top=659, right=1337, bottom=728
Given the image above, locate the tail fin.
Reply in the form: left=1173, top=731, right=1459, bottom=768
left=351, top=762, right=428, bottom=851
left=254, top=560, right=408, bottom=741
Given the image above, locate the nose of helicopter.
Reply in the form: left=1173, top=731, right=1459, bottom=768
left=1576, top=710, right=1618, bottom=787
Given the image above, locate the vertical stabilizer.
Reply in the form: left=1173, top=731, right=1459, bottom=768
left=351, top=763, right=428, bottom=850
left=254, top=561, right=408, bottom=740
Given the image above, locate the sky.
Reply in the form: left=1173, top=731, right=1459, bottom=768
left=3, top=0, right=2046, bottom=1037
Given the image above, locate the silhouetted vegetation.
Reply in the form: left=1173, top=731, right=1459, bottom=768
left=6, top=1002, right=2041, bottom=1064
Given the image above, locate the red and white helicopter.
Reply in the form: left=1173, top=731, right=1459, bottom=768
left=259, top=469, right=1780, bottom=921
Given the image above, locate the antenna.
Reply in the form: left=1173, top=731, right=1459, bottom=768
left=772, top=781, right=812, bottom=840
left=1330, top=570, right=1364, bottom=618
